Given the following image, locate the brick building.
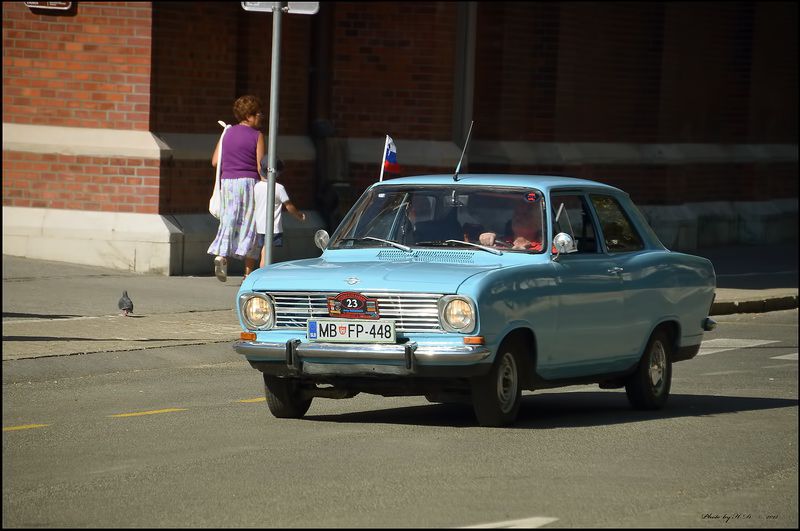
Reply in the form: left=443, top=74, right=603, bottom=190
left=3, top=1, right=797, bottom=274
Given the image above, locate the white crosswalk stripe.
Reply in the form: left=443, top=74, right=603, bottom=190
left=461, top=517, right=559, bottom=529
left=698, top=338, right=779, bottom=356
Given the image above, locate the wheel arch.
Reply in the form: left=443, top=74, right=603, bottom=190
left=648, top=319, right=680, bottom=358
left=497, top=327, right=537, bottom=390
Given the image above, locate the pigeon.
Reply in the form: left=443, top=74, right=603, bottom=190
left=118, top=290, right=134, bottom=317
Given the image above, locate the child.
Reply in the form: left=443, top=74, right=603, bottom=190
left=254, top=158, right=307, bottom=268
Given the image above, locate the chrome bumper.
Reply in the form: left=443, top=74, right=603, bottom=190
left=233, top=339, right=492, bottom=376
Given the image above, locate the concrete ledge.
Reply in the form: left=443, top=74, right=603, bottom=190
left=347, top=137, right=463, bottom=167
left=711, top=294, right=799, bottom=315
left=2, top=206, right=180, bottom=274
left=156, top=132, right=316, bottom=162
left=468, top=141, right=798, bottom=166
left=641, top=200, right=798, bottom=251
left=2, top=123, right=170, bottom=159
left=2, top=206, right=324, bottom=276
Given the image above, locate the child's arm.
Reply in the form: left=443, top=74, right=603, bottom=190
left=283, top=200, right=306, bottom=222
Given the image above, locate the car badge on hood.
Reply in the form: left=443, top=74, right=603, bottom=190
left=346, top=277, right=360, bottom=285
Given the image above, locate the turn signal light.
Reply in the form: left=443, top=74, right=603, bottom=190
left=463, top=336, right=485, bottom=345
left=240, top=332, right=257, bottom=341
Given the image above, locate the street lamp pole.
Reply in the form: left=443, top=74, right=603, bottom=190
left=263, top=1, right=285, bottom=266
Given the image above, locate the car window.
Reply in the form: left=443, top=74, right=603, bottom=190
left=329, top=186, right=546, bottom=253
left=550, top=193, right=599, bottom=253
left=590, top=194, right=644, bottom=253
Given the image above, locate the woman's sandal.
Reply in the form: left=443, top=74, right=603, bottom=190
left=214, top=256, right=227, bottom=282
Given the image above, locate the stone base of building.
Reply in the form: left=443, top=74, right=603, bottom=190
left=1, top=206, right=324, bottom=275
left=2, top=201, right=796, bottom=275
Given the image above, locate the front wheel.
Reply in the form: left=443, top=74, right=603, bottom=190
left=625, top=330, right=672, bottom=410
left=263, top=375, right=312, bottom=418
left=471, top=345, right=523, bottom=427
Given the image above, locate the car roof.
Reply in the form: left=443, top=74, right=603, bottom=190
left=371, top=174, right=626, bottom=196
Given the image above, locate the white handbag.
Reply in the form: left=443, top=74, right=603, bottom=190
left=209, top=121, right=230, bottom=219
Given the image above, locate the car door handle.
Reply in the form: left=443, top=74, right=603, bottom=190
left=608, top=266, right=624, bottom=274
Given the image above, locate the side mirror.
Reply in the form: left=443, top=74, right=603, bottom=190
left=314, top=229, right=330, bottom=250
left=552, top=232, right=577, bottom=259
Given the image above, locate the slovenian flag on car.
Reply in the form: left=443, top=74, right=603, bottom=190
left=382, top=135, right=400, bottom=176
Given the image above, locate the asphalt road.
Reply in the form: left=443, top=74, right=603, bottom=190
left=2, top=310, right=797, bottom=528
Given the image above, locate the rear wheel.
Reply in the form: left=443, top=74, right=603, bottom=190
left=625, top=329, right=672, bottom=410
left=471, top=344, right=523, bottom=427
left=263, top=375, right=312, bottom=418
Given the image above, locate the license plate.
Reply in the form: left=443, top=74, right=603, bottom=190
left=307, top=319, right=396, bottom=343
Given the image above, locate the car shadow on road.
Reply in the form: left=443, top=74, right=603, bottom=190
left=304, top=391, right=798, bottom=428
left=3, top=312, right=83, bottom=319
left=2, top=336, right=195, bottom=342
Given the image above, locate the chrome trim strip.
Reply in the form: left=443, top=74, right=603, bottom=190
left=233, top=340, right=491, bottom=364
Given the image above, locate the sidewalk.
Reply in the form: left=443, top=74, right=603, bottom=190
left=2, top=244, right=797, bottom=361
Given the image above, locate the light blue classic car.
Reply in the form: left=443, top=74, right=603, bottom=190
left=234, top=174, right=717, bottom=426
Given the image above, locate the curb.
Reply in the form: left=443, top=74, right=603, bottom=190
left=710, top=295, right=799, bottom=316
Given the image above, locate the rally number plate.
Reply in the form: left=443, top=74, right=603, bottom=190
left=307, top=319, right=396, bottom=343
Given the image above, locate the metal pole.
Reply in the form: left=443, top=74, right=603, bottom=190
left=264, top=1, right=284, bottom=266
left=378, top=135, right=388, bottom=182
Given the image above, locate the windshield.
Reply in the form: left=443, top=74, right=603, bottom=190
left=329, top=185, right=546, bottom=253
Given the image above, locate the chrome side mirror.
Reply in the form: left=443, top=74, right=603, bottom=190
left=552, top=232, right=577, bottom=260
left=314, top=229, right=330, bottom=250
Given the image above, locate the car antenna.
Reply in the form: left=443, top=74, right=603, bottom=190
left=453, top=120, right=474, bottom=182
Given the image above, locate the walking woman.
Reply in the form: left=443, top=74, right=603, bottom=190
left=208, top=95, right=266, bottom=282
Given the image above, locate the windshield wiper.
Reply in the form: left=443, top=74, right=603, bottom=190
left=414, top=239, right=503, bottom=256
left=338, top=237, right=412, bottom=253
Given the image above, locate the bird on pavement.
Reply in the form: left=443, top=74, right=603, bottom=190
left=118, top=290, right=134, bottom=316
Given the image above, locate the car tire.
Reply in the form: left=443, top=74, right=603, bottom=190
left=263, top=375, right=312, bottom=418
left=625, top=329, right=672, bottom=410
left=471, top=343, right=523, bottom=427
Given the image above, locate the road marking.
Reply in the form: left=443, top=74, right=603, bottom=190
left=239, top=397, right=266, bottom=403
left=3, top=423, right=49, bottom=432
left=108, top=408, right=187, bottom=418
left=461, top=517, right=558, bottom=528
left=770, top=353, right=798, bottom=361
left=716, top=270, right=797, bottom=277
left=698, top=338, right=779, bottom=356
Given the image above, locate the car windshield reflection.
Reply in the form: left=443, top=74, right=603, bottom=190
left=330, top=186, right=546, bottom=253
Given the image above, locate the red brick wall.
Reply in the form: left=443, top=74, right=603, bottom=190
left=749, top=1, right=798, bottom=141
left=2, top=1, right=152, bottom=130
left=149, top=2, right=312, bottom=135
left=2, top=151, right=160, bottom=213
left=553, top=2, right=664, bottom=143
left=474, top=2, right=560, bottom=142
left=2, top=1, right=797, bottom=218
left=329, top=1, right=457, bottom=139
left=658, top=2, right=754, bottom=142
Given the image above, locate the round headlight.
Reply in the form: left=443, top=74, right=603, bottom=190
left=442, top=297, right=475, bottom=332
left=242, top=294, right=274, bottom=329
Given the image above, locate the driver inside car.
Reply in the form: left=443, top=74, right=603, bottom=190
left=479, top=203, right=543, bottom=251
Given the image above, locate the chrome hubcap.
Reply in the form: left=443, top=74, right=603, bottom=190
left=496, top=352, right=518, bottom=413
left=649, top=341, right=666, bottom=392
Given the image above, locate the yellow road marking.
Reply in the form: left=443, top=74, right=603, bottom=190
left=3, top=424, right=49, bottom=432
left=239, top=397, right=266, bottom=403
left=109, top=408, right=187, bottom=418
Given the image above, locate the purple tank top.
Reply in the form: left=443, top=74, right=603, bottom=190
left=220, top=125, right=260, bottom=180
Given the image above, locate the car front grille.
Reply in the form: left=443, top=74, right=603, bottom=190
left=267, top=291, right=444, bottom=333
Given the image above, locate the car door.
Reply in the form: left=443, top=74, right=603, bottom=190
left=589, top=193, right=649, bottom=362
left=545, top=191, right=629, bottom=379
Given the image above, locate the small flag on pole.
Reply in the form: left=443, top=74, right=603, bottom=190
left=379, top=135, right=400, bottom=182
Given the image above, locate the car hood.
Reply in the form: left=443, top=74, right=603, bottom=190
left=246, top=254, right=503, bottom=294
